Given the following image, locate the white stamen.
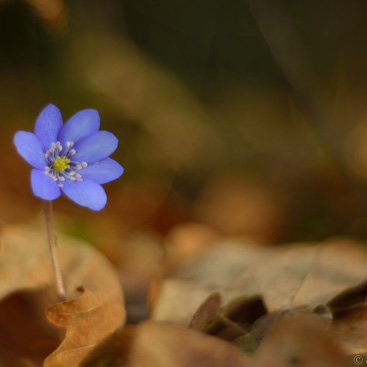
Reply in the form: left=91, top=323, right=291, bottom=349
left=44, top=140, right=87, bottom=186
left=56, top=141, right=62, bottom=151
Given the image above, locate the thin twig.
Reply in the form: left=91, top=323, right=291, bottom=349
left=44, top=200, right=66, bottom=302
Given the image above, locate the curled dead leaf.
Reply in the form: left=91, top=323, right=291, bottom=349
left=153, top=236, right=367, bottom=342
left=187, top=292, right=222, bottom=330
left=0, top=223, right=125, bottom=367
left=45, top=287, right=124, bottom=367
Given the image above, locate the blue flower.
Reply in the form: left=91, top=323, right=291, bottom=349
left=14, top=104, right=123, bottom=211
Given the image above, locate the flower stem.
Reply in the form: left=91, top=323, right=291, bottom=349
left=44, top=200, right=66, bottom=302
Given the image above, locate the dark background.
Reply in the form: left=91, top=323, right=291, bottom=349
left=1, top=0, right=367, bottom=244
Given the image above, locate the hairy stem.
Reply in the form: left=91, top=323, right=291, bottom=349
left=44, top=200, right=66, bottom=302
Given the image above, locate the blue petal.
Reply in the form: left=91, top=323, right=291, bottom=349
left=80, top=158, right=124, bottom=184
left=35, top=104, right=63, bottom=150
left=14, top=131, right=46, bottom=170
left=72, top=131, right=118, bottom=164
left=31, top=169, right=61, bottom=200
left=61, top=178, right=107, bottom=211
left=58, top=109, right=100, bottom=147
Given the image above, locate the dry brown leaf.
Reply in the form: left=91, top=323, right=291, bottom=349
left=332, top=305, right=367, bottom=356
left=231, top=311, right=283, bottom=354
left=225, top=238, right=367, bottom=312
left=0, top=223, right=125, bottom=367
left=187, top=292, right=222, bottom=330
left=152, top=241, right=277, bottom=324
left=83, top=310, right=360, bottom=367
left=83, top=310, right=359, bottom=367
left=81, top=326, right=136, bottom=367
left=207, top=295, right=268, bottom=341
left=187, top=293, right=268, bottom=344
left=45, top=286, right=123, bottom=367
left=254, top=313, right=351, bottom=367
left=153, top=238, right=367, bottom=326
left=326, top=281, right=367, bottom=314
left=152, top=279, right=214, bottom=325
left=128, top=321, right=250, bottom=367
left=0, top=291, right=61, bottom=367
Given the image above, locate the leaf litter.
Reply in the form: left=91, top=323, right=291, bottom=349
left=0, top=221, right=366, bottom=366
left=0, top=222, right=125, bottom=367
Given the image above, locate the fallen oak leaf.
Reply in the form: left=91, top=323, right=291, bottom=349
left=152, top=279, right=214, bottom=325
left=0, top=290, right=62, bottom=367
left=313, top=280, right=367, bottom=321
left=225, top=238, right=367, bottom=312
left=45, top=287, right=123, bottom=367
left=128, top=320, right=250, bottom=367
left=213, top=295, right=267, bottom=335
left=81, top=326, right=136, bottom=367
left=195, top=295, right=267, bottom=342
left=0, top=222, right=125, bottom=303
left=84, top=311, right=351, bottom=367
left=153, top=237, right=367, bottom=332
left=254, top=313, right=351, bottom=367
left=325, top=280, right=367, bottom=315
left=231, top=311, right=282, bottom=355
left=187, top=291, right=222, bottom=331
left=152, top=241, right=277, bottom=325
left=331, top=305, right=367, bottom=357
left=0, top=223, right=126, bottom=367
left=291, top=238, right=367, bottom=309
left=83, top=320, right=251, bottom=367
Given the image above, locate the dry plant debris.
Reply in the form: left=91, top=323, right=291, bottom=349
left=0, top=222, right=365, bottom=366
left=0, top=223, right=125, bottom=367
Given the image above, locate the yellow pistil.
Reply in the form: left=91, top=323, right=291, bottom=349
left=52, top=156, right=70, bottom=172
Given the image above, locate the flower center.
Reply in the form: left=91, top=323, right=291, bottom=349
left=52, top=156, right=70, bottom=172
left=43, top=141, right=88, bottom=187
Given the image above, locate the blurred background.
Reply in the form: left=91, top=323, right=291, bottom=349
left=1, top=0, right=367, bottom=247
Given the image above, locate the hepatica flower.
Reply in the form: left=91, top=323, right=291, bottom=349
left=14, top=104, right=123, bottom=211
